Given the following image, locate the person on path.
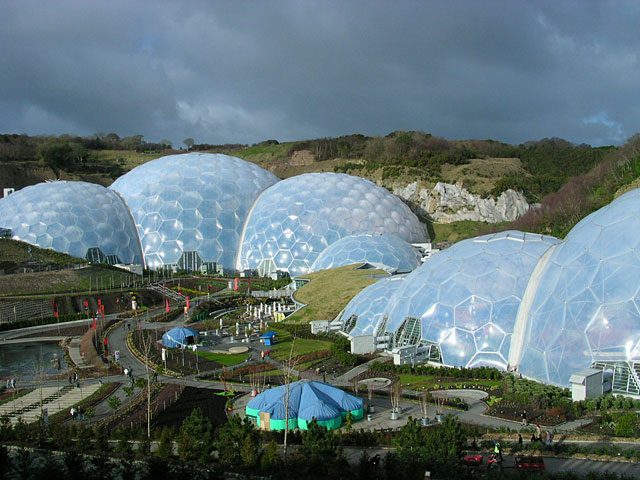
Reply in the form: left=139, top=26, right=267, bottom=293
left=74, top=372, right=79, bottom=383
left=518, top=434, right=523, bottom=447
left=5, top=379, right=9, bottom=390
left=69, top=374, right=73, bottom=385
left=494, top=441, right=503, bottom=462
left=522, top=410, right=527, bottom=426
left=11, top=378, right=16, bottom=389
left=70, top=407, right=76, bottom=419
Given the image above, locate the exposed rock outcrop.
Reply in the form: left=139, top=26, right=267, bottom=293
left=393, top=181, right=530, bottom=223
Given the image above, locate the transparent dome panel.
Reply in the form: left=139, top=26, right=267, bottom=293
left=0, top=181, right=142, bottom=264
left=110, top=153, right=278, bottom=270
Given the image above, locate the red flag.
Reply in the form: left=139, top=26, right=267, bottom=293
left=248, top=279, right=251, bottom=287
left=84, top=300, right=88, bottom=308
left=234, top=278, right=239, bottom=291
left=186, top=296, right=190, bottom=311
left=54, top=311, right=59, bottom=318
left=165, top=298, right=170, bottom=313
left=100, top=304, right=105, bottom=319
left=92, top=316, right=96, bottom=330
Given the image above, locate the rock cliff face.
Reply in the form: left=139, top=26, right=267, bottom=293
left=393, top=181, right=530, bottom=223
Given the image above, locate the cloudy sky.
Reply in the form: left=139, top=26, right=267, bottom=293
left=0, top=0, right=638, bottom=147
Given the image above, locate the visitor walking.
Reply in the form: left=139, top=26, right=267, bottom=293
left=522, top=410, right=527, bottom=426
left=518, top=434, right=523, bottom=446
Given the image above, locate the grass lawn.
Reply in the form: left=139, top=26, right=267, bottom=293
left=269, top=327, right=333, bottom=361
left=286, top=264, right=387, bottom=323
left=397, top=373, right=502, bottom=391
left=196, top=351, right=250, bottom=366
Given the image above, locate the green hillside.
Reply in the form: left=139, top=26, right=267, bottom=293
left=0, top=131, right=632, bottom=244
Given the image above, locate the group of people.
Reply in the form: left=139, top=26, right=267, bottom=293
left=123, top=367, right=135, bottom=386
left=5, top=378, right=16, bottom=390
left=69, top=406, right=86, bottom=420
left=68, top=372, right=80, bottom=387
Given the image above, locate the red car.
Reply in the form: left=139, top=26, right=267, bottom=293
left=514, top=455, right=545, bottom=472
left=461, top=454, right=483, bottom=467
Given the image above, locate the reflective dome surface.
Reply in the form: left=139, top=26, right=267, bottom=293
left=383, top=231, right=559, bottom=370
left=310, top=233, right=421, bottom=273
left=110, top=153, right=278, bottom=269
left=237, top=173, right=428, bottom=275
left=518, top=189, right=640, bottom=386
left=0, top=181, right=142, bottom=263
left=340, top=275, right=406, bottom=336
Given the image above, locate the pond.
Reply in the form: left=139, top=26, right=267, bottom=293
left=0, top=342, right=67, bottom=382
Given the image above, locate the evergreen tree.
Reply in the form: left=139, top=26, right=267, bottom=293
left=216, top=414, right=258, bottom=466
left=178, top=407, right=213, bottom=462
left=156, top=427, right=174, bottom=459
left=261, top=440, right=281, bottom=469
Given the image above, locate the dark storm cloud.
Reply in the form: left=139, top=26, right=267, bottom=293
left=0, top=0, right=638, bottom=146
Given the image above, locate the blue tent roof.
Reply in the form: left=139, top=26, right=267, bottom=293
left=260, top=331, right=277, bottom=339
left=246, top=380, right=362, bottom=422
left=162, top=327, right=200, bottom=348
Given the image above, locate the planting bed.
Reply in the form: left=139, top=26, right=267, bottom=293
left=151, top=385, right=233, bottom=431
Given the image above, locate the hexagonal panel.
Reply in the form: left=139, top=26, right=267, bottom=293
left=0, top=181, right=142, bottom=264
left=110, top=153, right=278, bottom=269
left=237, top=173, right=428, bottom=274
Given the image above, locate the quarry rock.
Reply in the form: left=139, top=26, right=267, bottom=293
left=393, top=181, right=530, bottom=223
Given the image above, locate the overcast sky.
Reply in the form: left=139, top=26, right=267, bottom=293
left=0, top=1, right=638, bottom=147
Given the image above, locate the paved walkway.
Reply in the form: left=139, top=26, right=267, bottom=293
left=0, top=382, right=101, bottom=424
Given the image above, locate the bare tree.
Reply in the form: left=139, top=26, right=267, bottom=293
left=281, top=336, right=299, bottom=463
left=139, top=330, right=155, bottom=438
left=183, top=138, right=195, bottom=150
left=390, top=382, right=401, bottom=414
left=419, top=390, right=429, bottom=419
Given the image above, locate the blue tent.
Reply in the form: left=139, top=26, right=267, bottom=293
left=245, top=380, right=363, bottom=430
left=260, top=331, right=277, bottom=346
left=162, top=327, right=200, bottom=348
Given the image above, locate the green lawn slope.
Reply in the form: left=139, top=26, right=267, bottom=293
left=286, top=264, right=387, bottom=324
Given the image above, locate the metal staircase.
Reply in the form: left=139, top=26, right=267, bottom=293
left=593, top=361, right=640, bottom=396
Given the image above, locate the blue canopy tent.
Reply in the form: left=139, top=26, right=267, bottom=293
left=162, top=327, right=200, bottom=348
left=260, top=331, right=278, bottom=346
left=245, top=380, right=363, bottom=430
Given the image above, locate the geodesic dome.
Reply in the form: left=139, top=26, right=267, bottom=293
left=310, top=233, right=421, bottom=274
left=236, top=173, right=428, bottom=276
left=0, top=181, right=142, bottom=264
left=339, top=275, right=406, bottom=337
left=383, top=231, right=559, bottom=370
left=516, top=189, right=640, bottom=386
left=110, top=153, right=278, bottom=270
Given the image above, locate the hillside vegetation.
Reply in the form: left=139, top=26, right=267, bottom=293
left=505, top=134, right=640, bottom=238
left=0, top=131, right=633, bottom=243
left=0, top=238, right=84, bottom=272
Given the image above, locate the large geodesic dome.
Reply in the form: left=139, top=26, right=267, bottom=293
left=339, top=275, right=406, bottom=337
left=0, top=181, right=142, bottom=264
left=383, top=231, right=559, bottom=370
left=310, top=233, right=421, bottom=273
left=110, top=153, right=278, bottom=270
left=515, top=189, right=640, bottom=387
left=236, top=173, right=428, bottom=276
